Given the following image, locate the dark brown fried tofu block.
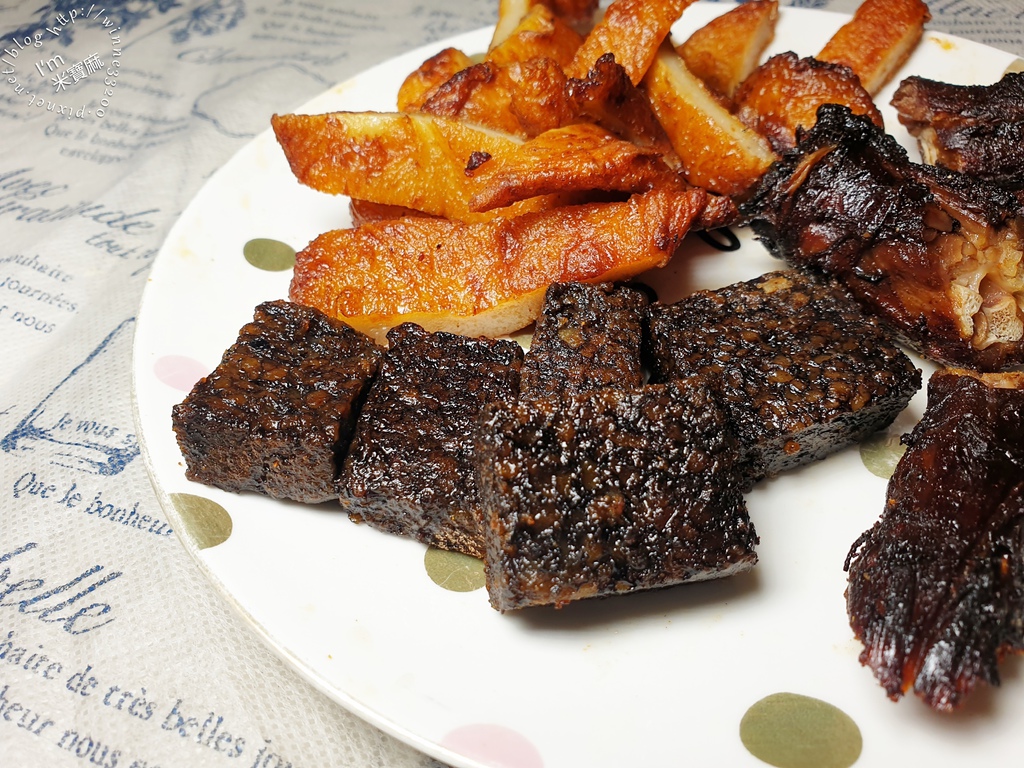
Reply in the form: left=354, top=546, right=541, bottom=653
left=846, top=369, right=1024, bottom=711
left=520, top=281, right=649, bottom=401
left=340, top=323, right=523, bottom=558
left=645, top=270, right=921, bottom=482
left=477, top=380, right=757, bottom=611
left=171, top=300, right=382, bottom=504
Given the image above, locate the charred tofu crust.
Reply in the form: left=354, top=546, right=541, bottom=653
left=340, top=323, right=523, bottom=558
left=477, top=380, right=757, bottom=611
left=171, top=300, right=383, bottom=504
left=645, top=270, right=921, bottom=482
left=520, top=281, right=650, bottom=401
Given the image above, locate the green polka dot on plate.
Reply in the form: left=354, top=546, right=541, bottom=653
left=170, top=493, right=233, bottom=550
left=859, top=431, right=906, bottom=480
left=243, top=238, right=295, bottom=271
left=740, top=692, right=862, bottom=768
left=424, top=546, right=486, bottom=592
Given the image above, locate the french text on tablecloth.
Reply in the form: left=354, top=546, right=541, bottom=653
left=0, top=167, right=159, bottom=238
left=0, top=542, right=120, bottom=635
left=0, top=622, right=307, bottom=767
left=9, top=470, right=173, bottom=537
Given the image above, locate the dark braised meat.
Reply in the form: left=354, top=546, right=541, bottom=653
left=171, top=300, right=382, bottom=504
left=520, top=281, right=649, bottom=401
left=845, top=369, right=1024, bottom=711
left=645, top=270, right=920, bottom=483
left=892, top=72, right=1024, bottom=203
left=340, top=323, right=523, bottom=558
left=476, top=380, right=757, bottom=611
left=742, top=104, right=1024, bottom=372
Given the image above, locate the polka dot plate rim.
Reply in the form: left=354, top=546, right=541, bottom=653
left=131, top=7, right=1024, bottom=768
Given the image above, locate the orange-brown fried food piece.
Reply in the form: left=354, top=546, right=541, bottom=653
left=567, top=52, right=678, bottom=162
left=567, top=0, right=697, bottom=84
left=272, top=111, right=575, bottom=223
left=644, top=43, right=777, bottom=197
left=396, top=48, right=474, bottom=112
left=818, top=0, right=930, bottom=95
left=734, top=52, right=883, bottom=153
left=487, top=3, right=583, bottom=68
left=419, top=57, right=574, bottom=139
left=348, top=199, right=435, bottom=227
left=678, top=0, right=778, bottom=100
left=289, top=186, right=707, bottom=343
left=467, top=122, right=677, bottom=212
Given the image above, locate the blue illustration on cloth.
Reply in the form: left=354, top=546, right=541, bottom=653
left=1, top=318, right=140, bottom=476
left=2, top=0, right=244, bottom=47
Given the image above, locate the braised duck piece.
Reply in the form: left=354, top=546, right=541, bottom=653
left=742, top=104, right=1024, bottom=372
left=892, top=71, right=1024, bottom=204
left=845, top=369, right=1024, bottom=711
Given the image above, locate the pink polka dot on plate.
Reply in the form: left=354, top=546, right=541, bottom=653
left=154, top=355, right=209, bottom=392
left=440, top=724, right=543, bottom=768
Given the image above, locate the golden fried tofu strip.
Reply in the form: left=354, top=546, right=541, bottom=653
left=468, top=123, right=677, bottom=211
left=567, top=0, right=698, bottom=84
left=486, top=4, right=583, bottom=68
left=419, top=57, right=574, bottom=138
left=567, top=53, right=679, bottom=161
left=491, top=0, right=598, bottom=48
left=678, top=0, right=778, bottom=100
left=272, top=111, right=574, bottom=223
left=289, top=185, right=706, bottom=343
left=397, top=48, right=474, bottom=112
left=643, top=44, right=777, bottom=197
left=817, top=0, right=930, bottom=95
left=734, top=52, right=883, bottom=152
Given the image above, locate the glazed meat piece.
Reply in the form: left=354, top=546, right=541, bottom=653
left=742, top=104, right=1024, bottom=372
left=845, top=369, right=1024, bottom=711
left=645, top=270, right=920, bottom=483
left=477, top=379, right=757, bottom=611
left=520, top=281, right=649, bottom=401
left=892, top=72, right=1024, bottom=203
left=171, top=300, right=382, bottom=503
left=340, top=323, right=523, bottom=558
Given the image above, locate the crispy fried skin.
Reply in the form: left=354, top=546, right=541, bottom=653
left=348, top=199, right=434, bottom=227
left=818, top=0, right=930, bottom=95
left=678, top=0, right=778, bottom=100
left=735, top=52, right=883, bottom=153
left=467, top=122, right=677, bottom=211
left=289, top=186, right=706, bottom=344
left=644, top=43, right=777, bottom=197
left=742, top=105, right=1024, bottom=371
left=892, top=72, right=1024, bottom=203
left=846, top=369, right=1024, bottom=711
left=567, top=0, right=697, bottom=84
left=396, top=48, right=474, bottom=112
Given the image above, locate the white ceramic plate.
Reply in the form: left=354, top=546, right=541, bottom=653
left=133, top=6, right=1024, bottom=768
